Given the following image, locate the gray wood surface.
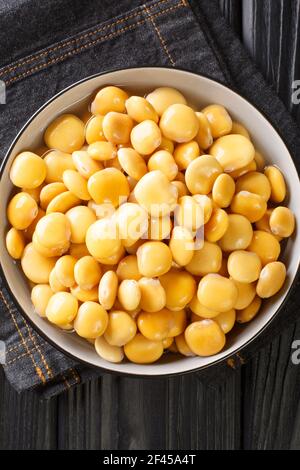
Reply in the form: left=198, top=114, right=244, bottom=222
left=1, top=0, right=300, bottom=450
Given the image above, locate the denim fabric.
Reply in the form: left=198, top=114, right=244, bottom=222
left=0, top=0, right=299, bottom=397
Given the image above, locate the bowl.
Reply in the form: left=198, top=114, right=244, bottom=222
left=0, top=66, right=299, bottom=376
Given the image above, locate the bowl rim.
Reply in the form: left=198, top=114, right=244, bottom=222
left=1, top=65, right=299, bottom=378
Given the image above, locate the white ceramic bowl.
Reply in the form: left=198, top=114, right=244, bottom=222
left=1, top=67, right=299, bottom=376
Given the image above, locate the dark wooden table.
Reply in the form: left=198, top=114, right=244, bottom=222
left=1, top=0, right=300, bottom=450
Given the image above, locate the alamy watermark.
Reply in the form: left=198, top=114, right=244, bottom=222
left=0, top=341, right=6, bottom=364
left=0, top=80, right=6, bottom=104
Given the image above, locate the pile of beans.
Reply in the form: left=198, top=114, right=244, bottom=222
left=6, top=85, right=295, bottom=364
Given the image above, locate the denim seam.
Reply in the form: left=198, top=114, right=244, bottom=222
left=144, top=4, right=176, bottom=66
left=2, top=1, right=186, bottom=87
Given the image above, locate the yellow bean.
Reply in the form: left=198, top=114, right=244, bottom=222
left=254, top=151, right=265, bottom=171
left=86, top=218, right=121, bottom=259
left=254, top=209, right=282, bottom=240
left=97, top=244, right=125, bottom=265
left=7, top=192, right=38, bottom=230
left=32, top=231, right=68, bottom=257
left=186, top=241, right=222, bottom=276
left=175, top=195, right=204, bottom=231
left=214, top=309, right=236, bottom=333
left=35, top=212, right=71, bottom=251
left=157, top=136, right=174, bottom=153
left=24, top=208, right=45, bottom=241
left=175, top=334, right=195, bottom=356
left=137, top=241, right=172, bottom=277
left=169, top=226, right=194, bottom=266
left=172, top=181, right=188, bottom=198
left=192, top=195, right=213, bottom=224
left=219, top=214, right=253, bottom=251
left=130, top=120, right=162, bottom=155
left=6, top=228, right=25, bottom=259
left=44, top=150, right=76, bottom=183
left=85, top=115, right=106, bottom=144
left=148, top=150, right=178, bottom=181
left=21, top=243, right=56, bottom=284
left=231, top=279, right=256, bottom=310
left=46, top=291, right=78, bottom=325
left=118, top=279, right=141, bottom=311
left=124, top=333, right=163, bottom=364
left=202, top=104, right=232, bottom=138
left=65, top=205, right=96, bottom=244
left=31, top=284, right=53, bottom=317
left=137, top=308, right=175, bottom=341
left=159, top=269, right=196, bottom=310
left=70, top=284, right=99, bottom=302
left=160, top=104, right=199, bottom=143
left=212, top=173, right=235, bottom=208
left=173, top=141, right=200, bottom=170
left=256, top=261, right=286, bottom=298
left=236, top=296, right=261, bottom=323
left=125, top=95, right=158, bottom=123
left=210, top=134, right=255, bottom=172
left=74, top=256, right=102, bottom=290
left=134, top=170, right=178, bottom=217
left=87, top=141, right=117, bottom=161
left=185, top=319, right=226, bottom=356
left=197, top=274, right=238, bottom=312
left=44, top=114, right=85, bottom=153
left=189, top=295, right=220, bottom=318
left=248, top=230, right=281, bottom=266
left=46, top=191, right=81, bottom=214
left=116, top=255, right=142, bottom=281
left=102, top=111, right=133, bottom=144
left=195, top=112, right=213, bottom=149
left=98, top=270, right=118, bottom=310
left=91, top=86, right=128, bottom=115
left=40, top=182, right=67, bottom=209
left=62, top=169, right=90, bottom=200
left=117, top=147, right=147, bottom=181
left=235, top=171, right=271, bottom=201
left=204, top=208, right=229, bottom=242
left=22, top=185, right=43, bottom=204
left=138, top=277, right=166, bottom=312
left=231, top=191, right=267, bottom=223
left=227, top=250, right=262, bottom=283
left=10, top=151, right=46, bottom=189
left=146, top=87, right=187, bottom=116
left=72, top=150, right=103, bottom=179
left=95, top=336, right=124, bottom=363
left=55, top=255, right=76, bottom=287
left=87, top=168, right=130, bottom=207
left=69, top=243, right=90, bottom=259
left=231, top=121, right=250, bottom=139
left=115, top=202, right=148, bottom=247
left=74, top=301, right=108, bottom=339
left=269, top=206, right=295, bottom=238
left=49, top=268, right=68, bottom=292
left=162, top=337, right=174, bottom=349
left=264, top=165, right=286, bottom=203
left=185, top=155, right=222, bottom=195
left=104, top=310, right=137, bottom=346
left=228, top=159, right=257, bottom=180
left=147, top=215, right=172, bottom=240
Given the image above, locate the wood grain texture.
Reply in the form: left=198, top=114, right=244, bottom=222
left=1, top=0, right=300, bottom=450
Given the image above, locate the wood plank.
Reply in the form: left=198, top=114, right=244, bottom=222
left=0, top=367, right=57, bottom=449
left=241, top=0, right=300, bottom=450
left=219, top=0, right=242, bottom=37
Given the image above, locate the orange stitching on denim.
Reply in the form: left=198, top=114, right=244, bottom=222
left=0, top=0, right=172, bottom=77
left=0, top=291, right=46, bottom=383
left=70, top=367, right=81, bottom=384
left=4, top=3, right=184, bottom=86
left=6, top=348, right=39, bottom=365
left=22, top=320, right=54, bottom=380
left=144, top=5, right=175, bottom=66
